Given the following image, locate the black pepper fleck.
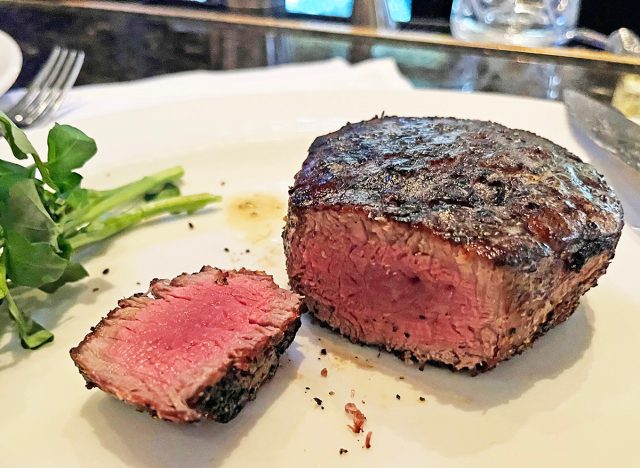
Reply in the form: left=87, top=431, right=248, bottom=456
left=419, top=396, right=426, bottom=402
left=313, top=397, right=323, bottom=406
left=188, top=222, right=194, bottom=229
left=320, top=348, right=327, bottom=355
left=92, top=287, right=99, bottom=292
left=339, top=449, right=348, bottom=455
left=224, top=247, right=229, bottom=252
left=396, top=394, right=401, bottom=400
left=102, top=268, right=110, bottom=275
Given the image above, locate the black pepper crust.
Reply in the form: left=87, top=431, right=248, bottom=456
left=189, top=316, right=301, bottom=422
left=289, top=117, right=624, bottom=272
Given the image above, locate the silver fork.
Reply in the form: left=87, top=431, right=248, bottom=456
left=6, top=46, right=85, bottom=128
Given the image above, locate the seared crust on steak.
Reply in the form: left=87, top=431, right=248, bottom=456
left=187, top=317, right=300, bottom=422
left=285, top=117, right=623, bottom=372
left=289, top=117, right=623, bottom=272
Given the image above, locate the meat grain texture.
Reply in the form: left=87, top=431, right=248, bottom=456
left=284, top=117, right=623, bottom=373
left=70, top=267, right=302, bottom=422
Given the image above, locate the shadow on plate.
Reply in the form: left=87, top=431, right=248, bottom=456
left=0, top=277, right=112, bottom=371
left=70, top=344, right=303, bottom=468
left=308, top=301, right=595, bottom=456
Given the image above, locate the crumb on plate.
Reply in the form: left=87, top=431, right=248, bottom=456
left=365, top=431, right=372, bottom=449
left=345, top=402, right=366, bottom=433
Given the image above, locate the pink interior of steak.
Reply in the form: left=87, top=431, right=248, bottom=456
left=286, top=209, right=507, bottom=369
left=72, top=269, right=300, bottom=421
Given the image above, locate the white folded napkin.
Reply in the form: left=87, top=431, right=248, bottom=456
left=0, top=58, right=412, bottom=122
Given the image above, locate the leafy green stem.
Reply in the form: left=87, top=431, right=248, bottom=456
left=62, top=166, right=185, bottom=235
left=31, top=152, right=58, bottom=190
left=67, top=193, right=221, bottom=250
left=0, top=251, right=53, bottom=349
left=91, top=175, right=175, bottom=199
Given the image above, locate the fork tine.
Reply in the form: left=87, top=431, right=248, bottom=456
left=17, top=50, right=84, bottom=128
left=30, top=51, right=85, bottom=126
left=39, top=49, right=70, bottom=90
left=6, top=47, right=63, bottom=122
left=16, top=49, right=71, bottom=125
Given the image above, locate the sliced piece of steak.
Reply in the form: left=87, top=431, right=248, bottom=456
left=70, top=267, right=301, bottom=422
left=284, top=117, right=623, bottom=373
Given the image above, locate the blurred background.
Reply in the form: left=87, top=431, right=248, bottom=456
left=142, top=0, right=639, bottom=34
left=1, top=0, right=638, bottom=113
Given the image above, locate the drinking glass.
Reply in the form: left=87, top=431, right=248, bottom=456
left=450, top=0, right=582, bottom=47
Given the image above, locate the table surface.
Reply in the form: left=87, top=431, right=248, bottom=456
left=1, top=0, right=639, bottom=104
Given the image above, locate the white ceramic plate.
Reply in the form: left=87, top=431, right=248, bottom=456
left=2, top=90, right=639, bottom=468
left=0, top=29, right=21, bottom=95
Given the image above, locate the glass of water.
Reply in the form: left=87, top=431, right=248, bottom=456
left=450, top=0, right=582, bottom=47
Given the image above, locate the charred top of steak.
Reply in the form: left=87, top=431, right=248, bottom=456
left=289, top=117, right=623, bottom=271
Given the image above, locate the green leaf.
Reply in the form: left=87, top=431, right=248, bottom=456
left=0, top=111, right=38, bottom=160
left=0, top=253, right=53, bottom=349
left=4, top=295, right=55, bottom=348
left=67, top=186, right=90, bottom=206
left=58, top=171, right=83, bottom=192
left=0, top=160, right=30, bottom=178
left=0, top=111, right=57, bottom=190
left=39, top=261, right=88, bottom=293
left=0, top=177, right=60, bottom=244
left=0, top=178, right=68, bottom=288
left=5, top=232, right=68, bottom=287
left=18, top=322, right=54, bottom=349
left=40, top=186, right=92, bottom=222
left=46, top=124, right=97, bottom=191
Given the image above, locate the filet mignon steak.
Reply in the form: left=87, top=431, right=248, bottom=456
left=284, top=117, right=623, bottom=373
left=70, top=267, right=301, bottom=422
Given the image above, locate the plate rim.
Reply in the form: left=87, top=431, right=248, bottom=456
left=2, top=85, right=640, bottom=467
left=0, top=29, right=22, bottom=96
